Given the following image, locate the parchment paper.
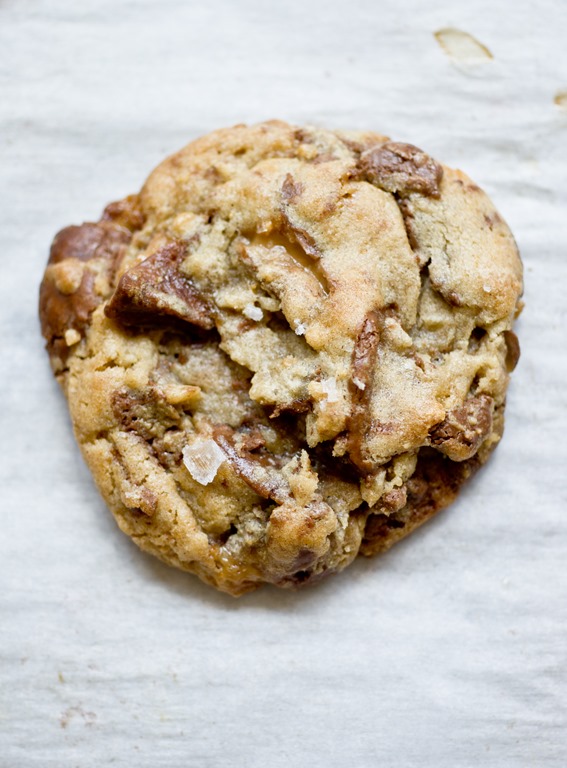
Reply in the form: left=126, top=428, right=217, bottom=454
left=1, top=0, right=566, bottom=765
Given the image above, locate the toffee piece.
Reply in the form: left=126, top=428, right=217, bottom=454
left=39, top=121, right=522, bottom=595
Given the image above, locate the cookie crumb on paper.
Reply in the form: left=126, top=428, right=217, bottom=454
left=434, top=28, right=493, bottom=65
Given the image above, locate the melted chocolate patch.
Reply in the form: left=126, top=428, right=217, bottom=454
left=39, top=222, right=131, bottom=363
left=105, top=240, right=215, bottom=331
left=359, top=142, right=443, bottom=198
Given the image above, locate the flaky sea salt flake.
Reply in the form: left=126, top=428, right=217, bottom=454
left=182, top=438, right=226, bottom=486
left=320, top=377, right=340, bottom=403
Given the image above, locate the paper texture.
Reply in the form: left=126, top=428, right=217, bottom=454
left=1, top=0, right=566, bottom=765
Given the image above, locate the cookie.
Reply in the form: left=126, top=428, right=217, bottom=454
left=39, top=121, right=522, bottom=595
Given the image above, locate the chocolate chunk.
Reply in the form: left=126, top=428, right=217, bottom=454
left=346, top=312, right=381, bottom=472
left=213, top=426, right=289, bottom=504
left=429, top=394, right=494, bottom=461
left=40, top=269, right=98, bottom=360
left=47, top=222, right=130, bottom=266
left=349, top=484, right=408, bottom=546
left=237, top=428, right=266, bottom=453
left=39, top=222, right=131, bottom=364
left=503, top=330, right=520, bottom=372
left=396, top=198, right=421, bottom=252
left=359, top=142, right=443, bottom=198
left=102, top=194, right=145, bottom=232
left=105, top=240, right=215, bottom=331
left=378, top=487, right=408, bottom=515
left=352, top=312, right=381, bottom=391
left=281, top=174, right=304, bottom=203
left=360, top=448, right=481, bottom=556
left=112, top=388, right=181, bottom=441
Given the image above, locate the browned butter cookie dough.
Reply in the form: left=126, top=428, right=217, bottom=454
left=39, top=121, right=523, bottom=595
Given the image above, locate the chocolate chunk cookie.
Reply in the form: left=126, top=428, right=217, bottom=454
left=39, top=121, right=523, bottom=595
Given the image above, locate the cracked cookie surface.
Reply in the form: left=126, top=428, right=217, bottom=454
left=39, top=120, right=522, bottom=595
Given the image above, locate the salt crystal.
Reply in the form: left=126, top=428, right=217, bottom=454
left=182, top=438, right=226, bottom=485
left=320, top=377, right=340, bottom=403
left=243, top=303, right=263, bottom=321
left=294, top=320, right=307, bottom=335
left=352, top=377, right=366, bottom=391
left=483, top=283, right=492, bottom=293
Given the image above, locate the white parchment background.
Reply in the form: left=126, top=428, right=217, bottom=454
left=1, top=0, right=566, bottom=765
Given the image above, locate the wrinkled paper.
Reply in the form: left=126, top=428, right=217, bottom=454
left=1, top=0, right=566, bottom=765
